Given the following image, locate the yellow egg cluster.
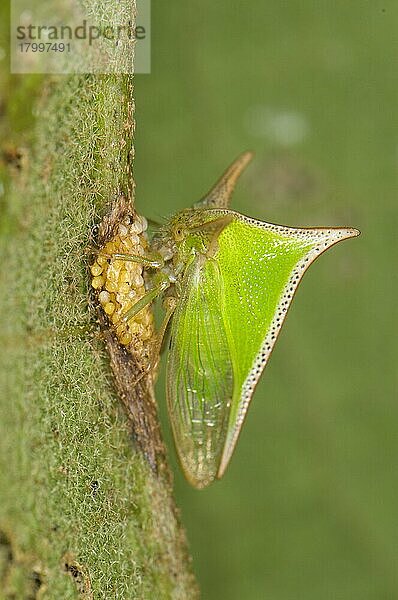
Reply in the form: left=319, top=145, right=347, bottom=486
left=91, top=215, right=154, bottom=353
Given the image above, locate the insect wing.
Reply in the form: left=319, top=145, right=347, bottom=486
left=212, top=213, right=359, bottom=478
left=166, top=256, right=234, bottom=489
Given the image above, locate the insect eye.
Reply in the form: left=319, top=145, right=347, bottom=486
left=174, top=227, right=185, bottom=241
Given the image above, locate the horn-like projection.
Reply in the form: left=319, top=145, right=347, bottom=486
left=195, top=151, right=253, bottom=209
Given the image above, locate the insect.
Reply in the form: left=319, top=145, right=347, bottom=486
left=93, top=152, right=359, bottom=488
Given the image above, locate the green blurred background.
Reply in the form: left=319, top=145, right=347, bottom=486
left=134, top=1, right=397, bottom=599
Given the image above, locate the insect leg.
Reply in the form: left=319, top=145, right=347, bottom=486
left=154, top=296, right=178, bottom=356
left=139, top=296, right=178, bottom=379
left=109, top=253, right=164, bottom=270
left=123, top=292, right=177, bottom=387
left=121, top=277, right=170, bottom=323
